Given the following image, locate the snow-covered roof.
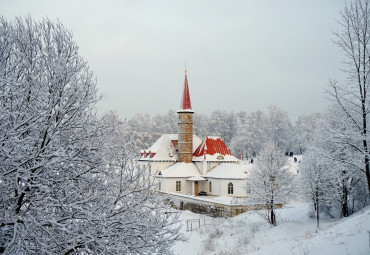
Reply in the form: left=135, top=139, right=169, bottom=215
left=187, top=176, right=207, bottom=181
left=158, top=162, right=201, bottom=178
left=241, top=160, right=255, bottom=172
left=287, top=155, right=302, bottom=174
left=244, top=155, right=303, bottom=176
left=193, top=136, right=239, bottom=162
left=139, top=134, right=202, bottom=161
left=205, top=163, right=246, bottom=179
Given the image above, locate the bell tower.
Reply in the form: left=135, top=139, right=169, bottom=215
left=177, top=69, right=194, bottom=163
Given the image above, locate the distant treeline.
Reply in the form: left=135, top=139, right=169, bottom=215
left=119, top=106, right=320, bottom=158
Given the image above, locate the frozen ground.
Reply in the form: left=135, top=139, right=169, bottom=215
left=173, top=201, right=370, bottom=255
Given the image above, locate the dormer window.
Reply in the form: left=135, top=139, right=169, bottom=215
left=171, top=140, right=178, bottom=151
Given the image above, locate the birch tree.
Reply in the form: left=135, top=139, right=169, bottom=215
left=331, top=0, right=370, bottom=195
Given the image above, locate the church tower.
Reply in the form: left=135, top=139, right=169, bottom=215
left=177, top=70, right=194, bottom=163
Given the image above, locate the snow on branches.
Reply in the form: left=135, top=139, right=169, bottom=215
left=246, top=142, right=294, bottom=225
left=0, top=17, right=181, bottom=254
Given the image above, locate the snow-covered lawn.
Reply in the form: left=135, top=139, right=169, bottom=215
left=173, top=201, right=370, bottom=255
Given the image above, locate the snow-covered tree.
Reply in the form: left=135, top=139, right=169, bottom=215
left=330, top=0, right=370, bottom=195
left=0, top=17, right=181, bottom=254
left=207, top=111, right=237, bottom=145
left=294, top=113, right=321, bottom=154
left=231, top=110, right=267, bottom=159
left=193, top=112, right=209, bottom=138
left=313, top=106, right=368, bottom=216
left=99, top=112, right=183, bottom=254
left=246, top=141, right=294, bottom=225
left=152, top=110, right=178, bottom=135
left=125, top=112, right=159, bottom=149
left=299, top=150, right=334, bottom=230
left=265, top=105, right=294, bottom=154
left=244, top=110, right=268, bottom=157
left=230, top=111, right=249, bottom=158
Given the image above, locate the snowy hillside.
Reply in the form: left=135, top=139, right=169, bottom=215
left=173, top=202, right=370, bottom=255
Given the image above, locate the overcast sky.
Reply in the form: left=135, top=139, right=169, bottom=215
left=1, top=0, right=347, bottom=121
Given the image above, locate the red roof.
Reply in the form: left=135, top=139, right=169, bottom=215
left=193, top=136, right=233, bottom=157
left=179, top=71, right=192, bottom=111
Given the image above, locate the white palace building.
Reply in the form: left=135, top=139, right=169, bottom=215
left=138, top=71, right=248, bottom=198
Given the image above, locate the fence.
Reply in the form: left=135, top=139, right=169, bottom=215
left=186, top=217, right=219, bottom=231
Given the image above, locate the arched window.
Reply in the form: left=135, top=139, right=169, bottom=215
left=209, top=182, right=212, bottom=193
left=228, top=182, right=233, bottom=194
left=176, top=181, right=181, bottom=191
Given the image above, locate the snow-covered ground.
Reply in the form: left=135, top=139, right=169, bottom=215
left=173, top=201, right=370, bottom=255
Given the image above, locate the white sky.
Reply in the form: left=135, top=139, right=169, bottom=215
left=1, top=0, right=347, bottom=121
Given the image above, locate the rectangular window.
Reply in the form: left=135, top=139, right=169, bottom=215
left=176, top=181, right=181, bottom=191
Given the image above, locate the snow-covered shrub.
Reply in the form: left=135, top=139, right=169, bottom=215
left=208, top=227, right=224, bottom=239
left=202, top=238, right=216, bottom=253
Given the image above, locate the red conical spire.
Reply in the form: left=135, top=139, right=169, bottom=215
left=179, top=69, right=193, bottom=112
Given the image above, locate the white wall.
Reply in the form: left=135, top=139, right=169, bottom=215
left=206, top=179, right=248, bottom=197
left=157, top=176, right=248, bottom=197
left=157, top=177, right=192, bottom=195
left=208, top=179, right=222, bottom=195
left=198, top=181, right=207, bottom=193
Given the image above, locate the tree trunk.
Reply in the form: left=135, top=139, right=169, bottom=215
left=270, top=206, right=275, bottom=226
left=342, top=177, right=349, bottom=217
left=365, top=158, right=370, bottom=196
left=313, top=196, right=317, bottom=212
left=270, top=191, right=275, bottom=226
left=362, top=104, right=370, bottom=196
left=316, top=195, right=319, bottom=232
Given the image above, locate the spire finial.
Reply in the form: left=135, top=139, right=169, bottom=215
left=178, top=67, right=193, bottom=112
